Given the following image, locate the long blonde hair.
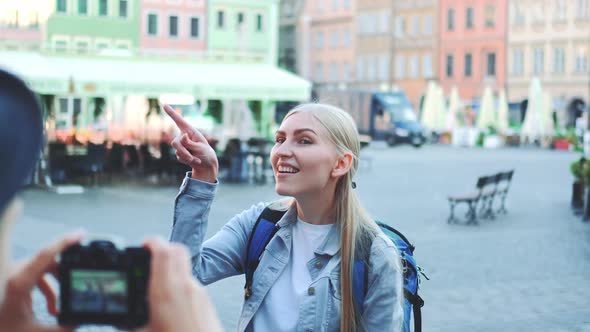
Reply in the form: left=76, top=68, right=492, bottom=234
left=284, top=103, right=384, bottom=331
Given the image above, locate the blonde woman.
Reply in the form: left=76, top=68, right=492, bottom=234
left=167, top=103, right=404, bottom=331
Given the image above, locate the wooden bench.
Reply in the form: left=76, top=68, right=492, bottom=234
left=447, top=170, right=515, bottom=225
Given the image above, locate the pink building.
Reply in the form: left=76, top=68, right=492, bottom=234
left=300, top=0, right=356, bottom=87
left=140, top=0, right=207, bottom=56
left=438, top=0, right=507, bottom=102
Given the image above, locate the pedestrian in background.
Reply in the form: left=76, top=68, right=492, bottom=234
left=166, top=102, right=404, bottom=331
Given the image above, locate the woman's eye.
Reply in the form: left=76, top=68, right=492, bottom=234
left=299, top=137, right=312, bottom=144
left=275, top=137, right=285, bottom=143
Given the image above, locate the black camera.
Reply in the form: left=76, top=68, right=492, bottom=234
left=58, top=240, right=150, bottom=329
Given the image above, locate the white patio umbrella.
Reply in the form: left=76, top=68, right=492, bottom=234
left=497, top=89, right=510, bottom=134
left=476, top=85, right=496, bottom=131
left=420, top=81, right=438, bottom=130
left=434, top=85, right=447, bottom=131
left=520, top=78, right=544, bottom=143
left=446, top=85, right=461, bottom=131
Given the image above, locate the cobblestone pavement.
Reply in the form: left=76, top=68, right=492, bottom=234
left=9, top=144, right=590, bottom=331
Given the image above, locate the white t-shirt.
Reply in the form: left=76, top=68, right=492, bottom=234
left=253, top=218, right=335, bottom=331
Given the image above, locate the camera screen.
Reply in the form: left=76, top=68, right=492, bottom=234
left=70, top=270, right=128, bottom=314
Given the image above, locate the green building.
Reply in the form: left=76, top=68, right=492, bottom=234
left=46, top=0, right=140, bottom=54
left=208, top=0, right=278, bottom=65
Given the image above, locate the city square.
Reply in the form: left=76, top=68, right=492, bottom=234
left=12, top=144, right=590, bottom=331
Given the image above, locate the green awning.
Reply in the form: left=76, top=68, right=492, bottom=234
left=0, top=51, right=311, bottom=101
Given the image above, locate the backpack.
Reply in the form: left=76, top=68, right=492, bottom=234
left=244, top=207, right=426, bottom=332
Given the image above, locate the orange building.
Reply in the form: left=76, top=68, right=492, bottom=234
left=438, top=0, right=507, bottom=102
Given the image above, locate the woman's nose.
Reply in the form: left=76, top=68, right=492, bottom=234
left=273, top=141, right=293, bottom=157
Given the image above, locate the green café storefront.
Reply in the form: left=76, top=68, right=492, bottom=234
left=0, top=51, right=311, bottom=145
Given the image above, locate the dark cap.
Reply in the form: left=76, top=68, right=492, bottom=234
left=0, top=69, right=43, bottom=215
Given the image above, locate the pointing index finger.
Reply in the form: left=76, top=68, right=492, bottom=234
left=162, top=104, right=207, bottom=142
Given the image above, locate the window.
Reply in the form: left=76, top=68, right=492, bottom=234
left=190, top=17, right=200, bottom=38
left=99, top=0, right=108, bottom=16
left=342, top=63, right=351, bottom=82
left=447, top=8, right=455, bottom=31
left=330, top=31, right=338, bottom=48
left=575, top=53, right=589, bottom=73
left=532, top=2, right=545, bottom=24
left=315, top=63, right=323, bottom=82
left=512, top=2, right=525, bottom=26
left=169, top=16, right=178, bottom=37
left=343, top=0, right=351, bottom=9
left=379, top=12, right=390, bottom=33
left=237, top=12, right=244, bottom=29
left=356, top=57, right=364, bottom=81
left=367, top=55, right=376, bottom=80
left=217, top=11, right=224, bottom=28
left=554, top=0, right=567, bottom=21
left=423, top=15, right=433, bottom=35
left=315, top=32, right=324, bottom=49
left=512, top=49, right=524, bottom=75
left=57, top=0, right=67, bottom=13
left=379, top=54, right=389, bottom=81
left=332, top=0, right=338, bottom=10
left=395, top=16, right=405, bottom=37
left=446, top=54, right=454, bottom=77
left=76, top=41, right=88, bottom=54
left=533, top=47, right=544, bottom=74
left=464, top=53, right=472, bottom=77
left=78, top=0, right=88, bottom=15
left=96, top=42, right=109, bottom=51
left=55, top=40, right=67, bottom=52
left=256, top=14, right=263, bottom=31
left=119, top=0, right=128, bottom=18
left=422, top=54, right=433, bottom=78
left=466, top=7, right=474, bottom=28
left=330, top=63, right=338, bottom=81
left=317, top=0, right=324, bottom=12
left=395, top=55, right=405, bottom=79
left=553, top=47, right=565, bottom=73
left=411, top=16, right=420, bottom=36
left=342, top=30, right=351, bottom=47
left=147, top=14, right=157, bottom=35
left=485, top=4, right=495, bottom=27
left=487, top=52, right=496, bottom=76
left=409, top=56, right=419, bottom=78
left=577, top=0, right=589, bottom=18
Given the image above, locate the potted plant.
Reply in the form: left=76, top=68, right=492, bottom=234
left=571, top=157, right=586, bottom=215
left=482, top=126, right=503, bottom=148
left=552, top=130, right=571, bottom=150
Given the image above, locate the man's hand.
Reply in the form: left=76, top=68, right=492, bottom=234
left=0, top=232, right=84, bottom=332
left=137, top=238, right=222, bottom=332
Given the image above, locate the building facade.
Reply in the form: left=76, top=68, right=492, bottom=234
left=0, top=0, right=52, bottom=51
left=277, top=0, right=305, bottom=73
left=353, top=0, right=392, bottom=92
left=139, top=0, right=207, bottom=57
left=392, top=0, right=438, bottom=108
left=207, top=0, right=278, bottom=64
left=507, top=0, right=590, bottom=126
left=46, top=0, right=141, bottom=54
left=300, top=0, right=355, bottom=89
left=438, top=0, right=507, bottom=102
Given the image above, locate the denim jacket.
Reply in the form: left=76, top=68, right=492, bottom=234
left=170, top=175, right=404, bottom=332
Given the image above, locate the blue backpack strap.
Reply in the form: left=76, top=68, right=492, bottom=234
left=244, top=207, right=286, bottom=300
left=352, top=260, right=368, bottom=314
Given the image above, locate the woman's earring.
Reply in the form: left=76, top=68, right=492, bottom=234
left=352, top=181, right=357, bottom=189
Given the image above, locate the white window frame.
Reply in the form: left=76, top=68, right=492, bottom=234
left=395, top=55, right=406, bottom=79
left=146, top=12, right=158, bottom=37
left=168, top=13, right=180, bottom=38
left=189, top=15, right=203, bottom=39
left=422, top=54, right=433, bottom=78
left=423, top=15, right=433, bottom=35
left=533, top=47, right=545, bottom=75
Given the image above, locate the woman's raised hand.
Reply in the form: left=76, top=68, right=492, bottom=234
left=163, top=105, right=218, bottom=183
